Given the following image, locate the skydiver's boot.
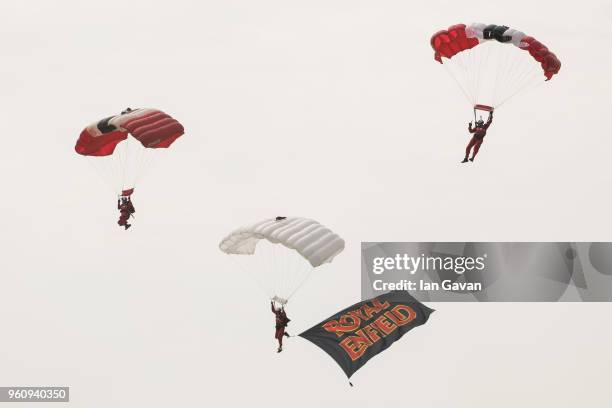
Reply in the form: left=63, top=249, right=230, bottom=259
left=469, top=157, right=475, bottom=162
left=277, top=346, right=283, bottom=353
left=284, top=332, right=290, bottom=338
left=125, top=224, right=131, bottom=230
left=461, top=157, right=469, bottom=163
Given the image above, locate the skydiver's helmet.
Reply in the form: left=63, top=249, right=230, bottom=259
left=476, top=119, right=485, bottom=127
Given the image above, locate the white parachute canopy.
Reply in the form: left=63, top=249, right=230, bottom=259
left=219, top=217, right=345, bottom=305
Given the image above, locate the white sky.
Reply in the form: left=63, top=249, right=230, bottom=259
left=1, top=0, right=611, bottom=407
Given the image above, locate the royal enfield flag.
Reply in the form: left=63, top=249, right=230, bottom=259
left=299, top=290, right=434, bottom=379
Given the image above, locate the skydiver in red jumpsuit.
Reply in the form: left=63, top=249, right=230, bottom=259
left=117, top=197, right=135, bottom=230
left=271, top=301, right=291, bottom=353
left=462, top=111, right=493, bottom=163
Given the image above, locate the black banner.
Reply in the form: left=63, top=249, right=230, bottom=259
left=299, top=291, right=434, bottom=378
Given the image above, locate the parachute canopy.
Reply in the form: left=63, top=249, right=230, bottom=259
left=220, top=217, right=345, bottom=305
left=75, top=108, right=184, bottom=157
left=299, top=290, right=434, bottom=379
left=75, top=108, right=185, bottom=196
left=219, top=217, right=345, bottom=268
left=431, top=23, right=561, bottom=108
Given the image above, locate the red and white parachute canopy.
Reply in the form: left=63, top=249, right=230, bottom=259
left=431, top=23, right=561, bottom=109
left=75, top=108, right=184, bottom=196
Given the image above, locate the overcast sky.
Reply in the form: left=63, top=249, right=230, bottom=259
left=1, top=1, right=611, bottom=407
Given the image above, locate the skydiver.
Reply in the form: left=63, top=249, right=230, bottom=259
left=271, top=301, right=291, bottom=353
left=117, top=196, right=135, bottom=230
left=462, top=111, right=493, bottom=163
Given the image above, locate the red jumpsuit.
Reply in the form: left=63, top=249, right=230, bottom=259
left=271, top=303, right=290, bottom=350
left=465, top=115, right=493, bottom=160
left=117, top=199, right=135, bottom=228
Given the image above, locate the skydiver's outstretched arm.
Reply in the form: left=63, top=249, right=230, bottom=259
left=468, top=122, right=475, bottom=133
left=484, top=112, right=493, bottom=129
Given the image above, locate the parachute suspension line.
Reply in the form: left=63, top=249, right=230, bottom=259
left=498, top=44, right=530, bottom=105
left=287, top=257, right=304, bottom=302
left=452, top=52, right=470, bottom=101
left=122, top=141, right=132, bottom=190
left=508, top=58, right=535, bottom=99
left=116, top=137, right=155, bottom=194
left=454, top=48, right=477, bottom=105
left=267, top=244, right=284, bottom=303
left=452, top=44, right=481, bottom=105
left=131, top=144, right=155, bottom=190
left=285, top=267, right=315, bottom=303
left=109, top=138, right=127, bottom=194
left=515, top=60, right=544, bottom=95
left=104, top=143, right=121, bottom=195
left=262, top=241, right=314, bottom=305
left=494, top=49, right=543, bottom=108
left=476, top=42, right=494, bottom=105
left=505, top=47, right=531, bottom=90
left=459, top=51, right=476, bottom=105
left=131, top=146, right=147, bottom=189
left=272, top=242, right=279, bottom=300
left=110, top=153, right=120, bottom=194
left=496, top=68, right=544, bottom=109
left=467, top=47, right=480, bottom=104
left=491, top=43, right=512, bottom=106
left=260, top=243, right=277, bottom=300
left=275, top=244, right=281, bottom=300
left=87, top=146, right=121, bottom=195
left=85, top=156, right=117, bottom=194
left=468, top=45, right=483, bottom=104
left=494, top=49, right=518, bottom=106
left=293, top=247, right=312, bottom=302
left=279, top=243, right=288, bottom=300
left=462, top=51, right=477, bottom=103
left=492, top=45, right=543, bottom=108
left=254, top=242, right=271, bottom=299
left=113, top=149, right=124, bottom=194
left=142, top=148, right=157, bottom=176
left=281, top=243, right=291, bottom=300
left=282, top=242, right=300, bottom=303
left=503, top=44, right=519, bottom=97
left=442, top=63, right=472, bottom=106
left=228, top=255, right=273, bottom=300
left=117, top=143, right=128, bottom=192
left=496, top=63, right=522, bottom=106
